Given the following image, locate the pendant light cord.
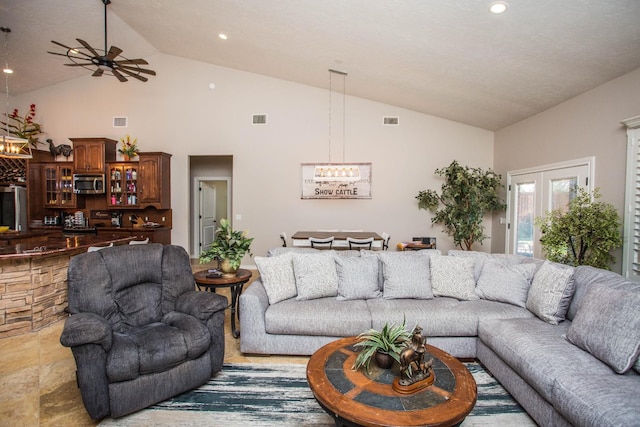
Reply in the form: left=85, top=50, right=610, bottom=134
left=2, top=27, right=11, bottom=138
left=329, top=69, right=348, bottom=163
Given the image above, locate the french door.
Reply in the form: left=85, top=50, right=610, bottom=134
left=506, top=159, right=593, bottom=258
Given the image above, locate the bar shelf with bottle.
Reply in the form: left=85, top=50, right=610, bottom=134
left=108, top=164, right=138, bottom=207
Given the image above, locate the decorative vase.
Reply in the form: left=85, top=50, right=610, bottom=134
left=375, top=351, right=394, bottom=369
left=219, top=258, right=238, bottom=277
left=123, top=154, right=131, bottom=161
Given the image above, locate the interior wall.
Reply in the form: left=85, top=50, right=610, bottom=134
left=13, top=53, right=494, bottom=261
left=492, top=67, right=640, bottom=272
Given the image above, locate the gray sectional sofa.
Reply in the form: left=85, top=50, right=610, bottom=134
left=240, top=247, right=640, bottom=426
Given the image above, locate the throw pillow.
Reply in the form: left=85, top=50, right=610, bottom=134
left=292, top=252, right=339, bottom=300
left=525, top=260, right=575, bottom=325
left=430, top=254, right=478, bottom=300
left=335, top=255, right=381, bottom=300
left=378, top=251, right=433, bottom=299
left=476, top=261, right=537, bottom=307
left=566, top=283, right=640, bottom=374
left=255, top=253, right=297, bottom=304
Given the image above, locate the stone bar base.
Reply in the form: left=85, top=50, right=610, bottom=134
left=0, top=254, right=72, bottom=338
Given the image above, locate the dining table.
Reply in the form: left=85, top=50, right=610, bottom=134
left=291, top=231, right=384, bottom=250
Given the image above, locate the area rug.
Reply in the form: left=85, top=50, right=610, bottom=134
left=99, top=362, right=536, bottom=426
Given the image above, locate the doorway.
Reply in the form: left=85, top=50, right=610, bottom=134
left=506, top=158, right=594, bottom=258
left=189, top=155, right=233, bottom=258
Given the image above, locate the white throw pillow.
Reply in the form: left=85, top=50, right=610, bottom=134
left=430, top=254, right=478, bottom=301
left=335, top=255, right=381, bottom=300
left=293, top=252, right=339, bottom=300
left=255, top=252, right=297, bottom=304
left=379, top=251, right=433, bottom=299
left=526, top=260, right=575, bottom=325
left=476, top=261, right=537, bottom=307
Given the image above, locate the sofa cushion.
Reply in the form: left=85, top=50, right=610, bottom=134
left=335, top=255, right=381, bottom=300
left=293, top=252, right=339, bottom=300
left=567, top=265, right=637, bottom=320
left=553, top=372, right=640, bottom=427
left=566, top=283, right=640, bottom=373
left=379, top=251, right=433, bottom=299
left=478, top=318, right=614, bottom=402
left=476, top=261, right=537, bottom=307
left=265, top=298, right=371, bottom=336
left=525, top=261, right=575, bottom=325
left=448, top=250, right=524, bottom=281
left=255, top=252, right=297, bottom=304
left=367, top=298, right=532, bottom=337
left=430, top=254, right=478, bottom=301
left=106, top=320, right=210, bottom=382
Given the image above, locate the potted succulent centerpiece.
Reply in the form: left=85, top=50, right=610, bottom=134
left=352, top=319, right=412, bottom=372
left=199, top=218, right=254, bottom=277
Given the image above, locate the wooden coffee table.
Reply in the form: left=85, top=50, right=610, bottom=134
left=307, top=336, right=477, bottom=427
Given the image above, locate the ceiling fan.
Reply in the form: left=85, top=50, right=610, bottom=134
left=48, top=0, right=155, bottom=83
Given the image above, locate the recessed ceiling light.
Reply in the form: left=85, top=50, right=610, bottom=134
left=218, top=33, right=228, bottom=40
left=489, top=1, right=508, bottom=14
left=3, top=67, right=13, bottom=74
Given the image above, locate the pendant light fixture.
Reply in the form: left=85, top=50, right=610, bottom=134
left=0, top=27, right=31, bottom=159
left=313, top=69, right=361, bottom=182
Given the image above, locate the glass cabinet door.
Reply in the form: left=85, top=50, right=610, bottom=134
left=109, top=164, right=138, bottom=207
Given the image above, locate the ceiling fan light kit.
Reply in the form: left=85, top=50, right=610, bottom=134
left=48, top=0, right=155, bottom=83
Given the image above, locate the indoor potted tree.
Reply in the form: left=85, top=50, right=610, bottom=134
left=415, top=160, right=506, bottom=250
left=199, top=218, right=254, bottom=277
left=352, top=319, right=412, bottom=372
left=534, top=187, right=622, bottom=269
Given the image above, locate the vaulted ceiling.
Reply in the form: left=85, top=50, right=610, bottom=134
left=2, top=0, right=640, bottom=130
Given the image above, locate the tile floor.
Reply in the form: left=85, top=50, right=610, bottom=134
left=0, top=266, right=309, bottom=427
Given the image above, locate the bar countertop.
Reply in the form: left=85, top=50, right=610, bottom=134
left=0, top=232, right=136, bottom=259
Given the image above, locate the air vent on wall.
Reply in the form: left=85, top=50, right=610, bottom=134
left=383, top=116, right=399, bottom=126
left=113, top=117, right=128, bottom=128
left=252, top=114, right=267, bottom=125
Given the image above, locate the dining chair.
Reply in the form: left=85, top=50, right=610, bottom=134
left=309, top=236, right=334, bottom=249
left=280, top=232, right=287, bottom=247
left=129, top=238, right=150, bottom=245
left=346, top=236, right=374, bottom=250
left=381, top=232, right=391, bottom=250
left=87, top=243, right=114, bottom=252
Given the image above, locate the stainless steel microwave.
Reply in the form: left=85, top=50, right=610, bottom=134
left=73, top=174, right=105, bottom=194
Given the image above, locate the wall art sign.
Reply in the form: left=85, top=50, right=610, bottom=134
left=301, top=163, right=372, bottom=199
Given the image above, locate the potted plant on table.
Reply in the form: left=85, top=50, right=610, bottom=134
left=352, top=318, right=412, bottom=372
left=199, top=218, right=254, bottom=277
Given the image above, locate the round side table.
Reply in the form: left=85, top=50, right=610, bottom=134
left=193, top=268, right=252, bottom=338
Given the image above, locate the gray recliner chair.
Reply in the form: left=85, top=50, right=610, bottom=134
left=60, top=243, right=227, bottom=420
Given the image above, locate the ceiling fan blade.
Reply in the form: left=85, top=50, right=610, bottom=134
left=92, top=69, right=104, bottom=77
left=117, top=58, right=148, bottom=65
left=111, top=68, right=128, bottom=82
left=50, top=40, right=94, bottom=58
left=64, top=63, right=96, bottom=67
left=48, top=51, right=71, bottom=57
left=118, top=67, right=149, bottom=82
left=119, top=65, right=156, bottom=76
left=76, top=39, right=101, bottom=58
left=106, top=46, right=123, bottom=60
